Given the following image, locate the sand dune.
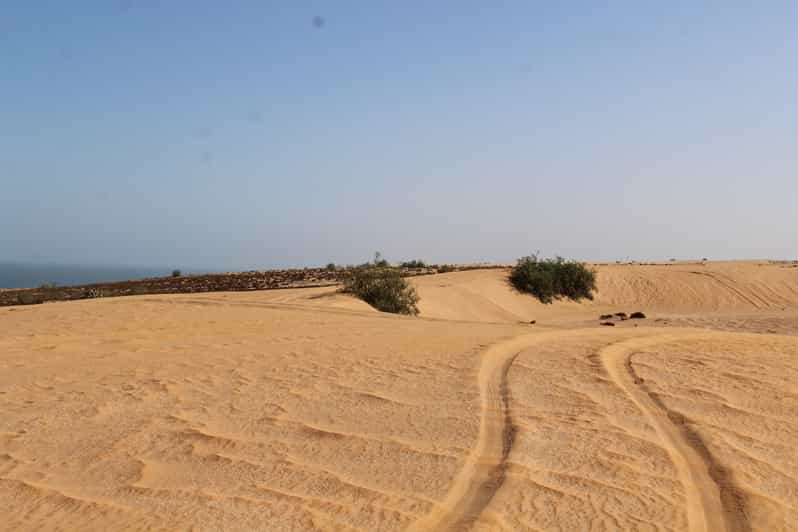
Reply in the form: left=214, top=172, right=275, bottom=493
left=410, top=261, right=798, bottom=323
left=1, top=261, right=797, bottom=530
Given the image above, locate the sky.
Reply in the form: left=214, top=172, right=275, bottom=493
left=2, top=1, right=796, bottom=271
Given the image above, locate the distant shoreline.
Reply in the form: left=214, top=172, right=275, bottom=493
left=0, top=264, right=503, bottom=306
left=0, top=263, right=173, bottom=290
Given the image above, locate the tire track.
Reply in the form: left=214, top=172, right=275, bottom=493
left=407, top=332, right=560, bottom=531
left=410, top=329, right=751, bottom=531
left=689, top=271, right=768, bottom=309
left=600, top=334, right=747, bottom=532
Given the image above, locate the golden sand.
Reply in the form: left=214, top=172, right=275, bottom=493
left=2, top=261, right=797, bottom=531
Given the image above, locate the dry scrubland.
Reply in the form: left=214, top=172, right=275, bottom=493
left=1, top=260, right=798, bottom=531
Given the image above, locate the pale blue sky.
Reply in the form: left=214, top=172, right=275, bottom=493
left=2, top=2, right=796, bottom=270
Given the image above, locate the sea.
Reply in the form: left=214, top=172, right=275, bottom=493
left=0, top=263, right=176, bottom=289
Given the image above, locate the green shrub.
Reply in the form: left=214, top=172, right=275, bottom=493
left=172, top=269, right=181, bottom=277
left=372, top=251, right=389, bottom=268
left=509, top=255, right=596, bottom=304
left=343, top=268, right=419, bottom=315
left=38, top=283, right=66, bottom=301
left=129, top=285, right=148, bottom=296
left=436, top=264, right=456, bottom=273
left=400, top=259, right=426, bottom=268
left=325, top=262, right=337, bottom=271
left=16, top=292, right=42, bottom=305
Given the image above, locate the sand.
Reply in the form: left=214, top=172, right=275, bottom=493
left=1, top=260, right=797, bottom=531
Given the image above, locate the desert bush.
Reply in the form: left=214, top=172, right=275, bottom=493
left=509, top=255, right=596, bottom=304
left=372, top=252, right=389, bottom=268
left=172, top=269, right=181, bottom=277
left=400, top=259, right=426, bottom=268
left=343, top=267, right=419, bottom=315
left=38, top=283, right=66, bottom=301
left=16, top=292, right=42, bottom=305
left=436, top=264, right=456, bottom=273
left=325, top=262, right=337, bottom=271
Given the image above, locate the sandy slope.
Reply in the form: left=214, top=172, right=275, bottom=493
left=411, top=260, right=798, bottom=323
left=1, top=261, right=797, bottom=531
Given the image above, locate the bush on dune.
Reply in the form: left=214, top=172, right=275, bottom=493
left=38, top=283, right=66, bottom=301
left=509, top=255, right=596, bottom=304
left=16, top=292, right=43, bottom=305
left=372, top=251, right=389, bottom=268
left=343, top=267, right=419, bottom=315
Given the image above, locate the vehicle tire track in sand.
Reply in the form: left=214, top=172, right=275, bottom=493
left=600, top=334, right=747, bottom=532
left=407, top=332, right=569, bottom=532
left=689, top=271, right=768, bottom=309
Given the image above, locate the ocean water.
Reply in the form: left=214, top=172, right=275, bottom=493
left=0, top=263, right=173, bottom=289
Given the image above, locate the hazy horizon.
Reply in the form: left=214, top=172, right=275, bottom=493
left=3, top=2, right=797, bottom=270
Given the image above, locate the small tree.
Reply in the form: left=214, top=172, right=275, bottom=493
left=509, top=255, right=596, bottom=304
left=343, top=267, right=419, bottom=315
left=172, top=269, right=181, bottom=278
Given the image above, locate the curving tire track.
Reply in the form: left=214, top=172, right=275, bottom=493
left=407, top=332, right=561, bottom=531
left=689, top=271, right=769, bottom=309
left=410, top=329, right=750, bottom=532
left=599, top=334, right=746, bottom=532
